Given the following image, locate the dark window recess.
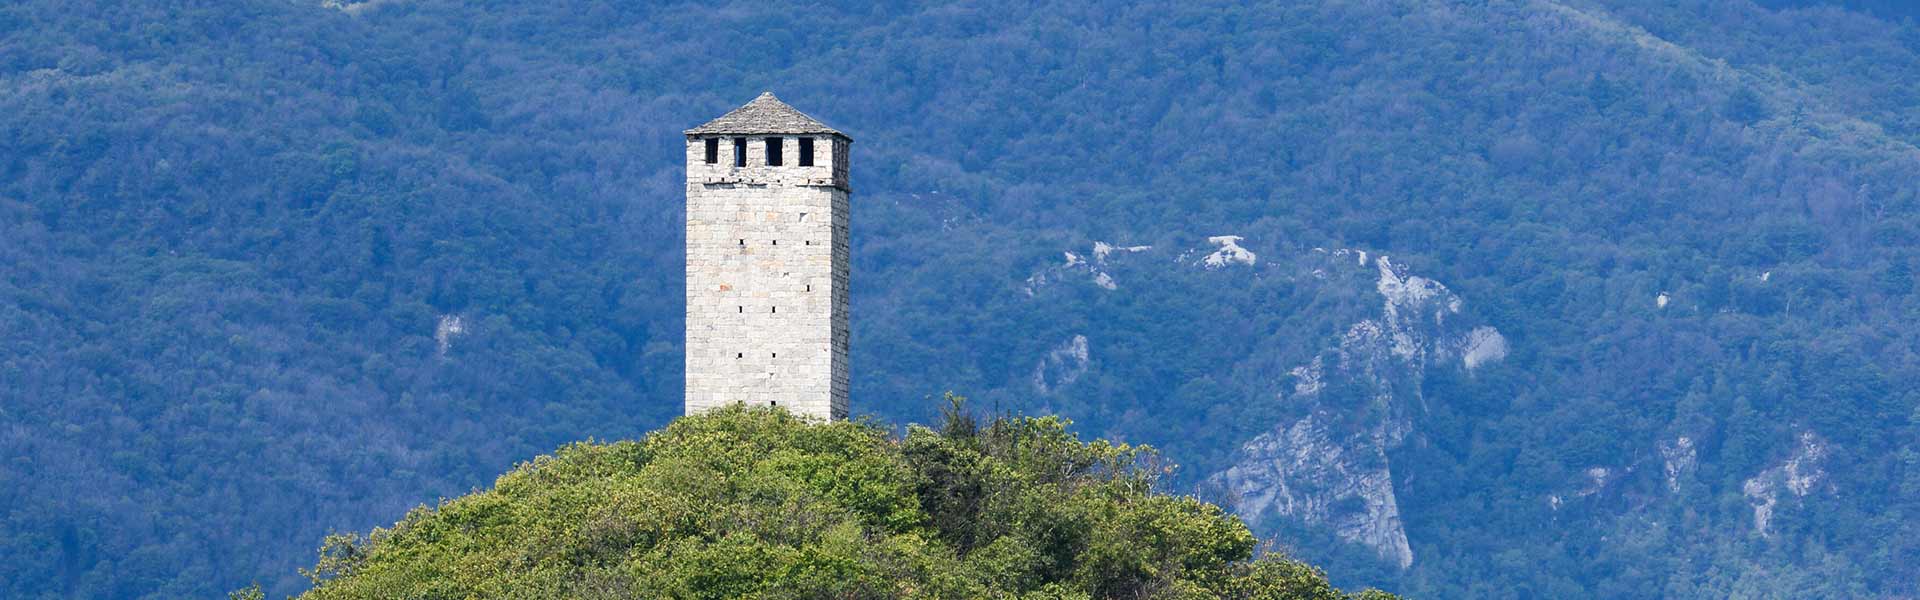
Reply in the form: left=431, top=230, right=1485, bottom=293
left=805, top=284, right=811, bottom=292
left=798, top=138, right=815, bottom=166
left=738, top=306, right=744, bottom=313
left=771, top=240, right=777, bottom=245
left=736, top=353, right=743, bottom=359
left=704, top=138, right=719, bottom=163
left=771, top=306, right=777, bottom=313
left=733, top=138, right=747, bottom=166
left=766, top=137, right=784, bottom=166
left=738, top=239, right=745, bottom=245
left=772, top=353, right=777, bottom=358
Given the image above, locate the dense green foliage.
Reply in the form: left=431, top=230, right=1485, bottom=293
left=4, top=0, right=1920, bottom=598
left=292, top=405, right=1391, bottom=600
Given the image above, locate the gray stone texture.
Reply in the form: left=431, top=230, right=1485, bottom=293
left=686, top=92, right=846, bottom=136
left=684, top=94, right=850, bottom=421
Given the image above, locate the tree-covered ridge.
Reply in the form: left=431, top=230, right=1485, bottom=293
left=291, top=403, right=1392, bottom=600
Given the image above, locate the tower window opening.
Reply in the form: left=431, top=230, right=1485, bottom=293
left=739, top=239, right=745, bottom=245
left=704, top=138, right=719, bottom=164
left=798, top=138, right=815, bottom=166
left=738, top=306, right=744, bottom=313
left=806, top=284, right=811, bottom=292
left=736, top=353, right=743, bottom=359
left=766, top=137, right=784, bottom=166
left=772, top=240, right=777, bottom=245
left=733, top=137, right=746, bottom=166
left=771, top=306, right=777, bottom=313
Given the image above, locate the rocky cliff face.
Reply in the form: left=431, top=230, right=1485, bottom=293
left=1208, top=249, right=1503, bottom=569
left=1032, top=334, right=1090, bottom=394
left=1022, top=237, right=1507, bottom=569
left=1743, top=431, right=1831, bottom=536
left=1215, top=414, right=1413, bottom=568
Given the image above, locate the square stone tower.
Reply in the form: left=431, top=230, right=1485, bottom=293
left=684, top=92, right=851, bottom=420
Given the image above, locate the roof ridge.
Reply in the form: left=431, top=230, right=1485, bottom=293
left=685, top=92, right=847, bottom=138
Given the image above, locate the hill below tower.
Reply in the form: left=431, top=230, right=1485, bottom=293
left=284, top=404, right=1394, bottom=600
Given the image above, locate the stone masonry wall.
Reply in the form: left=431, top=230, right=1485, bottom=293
left=685, top=134, right=850, bottom=420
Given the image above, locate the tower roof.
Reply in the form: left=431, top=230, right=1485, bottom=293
left=686, top=92, right=847, bottom=138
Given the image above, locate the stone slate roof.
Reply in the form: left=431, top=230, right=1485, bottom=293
left=686, top=92, right=847, bottom=138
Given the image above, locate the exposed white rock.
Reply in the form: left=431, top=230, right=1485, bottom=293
left=1202, top=235, right=1257, bottom=269
left=1021, top=273, right=1047, bottom=297
left=1025, top=242, right=1151, bottom=294
left=1092, top=272, right=1118, bottom=290
left=1289, top=357, right=1326, bottom=397
left=1659, top=436, right=1697, bottom=493
left=1760, top=271, right=1772, bottom=282
left=1459, top=327, right=1508, bottom=370
left=1375, top=257, right=1447, bottom=311
left=1374, top=256, right=1456, bottom=361
left=322, top=0, right=402, bottom=15
left=435, top=315, right=465, bottom=356
left=1343, top=320, right=1387, bottom=351
left=1742, top=431, right=1830, bottom=536
left=1300, top=252, right=1505, bottom=376
left=1211, top=415, right=1414, bottom=569
left=1093, top=241, right=1151, bottom=262
left=1329, top=248, right=1373, bottom=267
left=1032, top=335, right=1091, bottom=394
left=1656, top=292, right=1670, bottom=309
left=1578, top=467, right=1612, bottom=497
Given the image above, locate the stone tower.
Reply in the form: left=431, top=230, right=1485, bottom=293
left=683, top=92, right=851, bottom=420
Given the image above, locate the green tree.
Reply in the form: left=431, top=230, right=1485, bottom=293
left=295, top=404, right=1391, bottom=600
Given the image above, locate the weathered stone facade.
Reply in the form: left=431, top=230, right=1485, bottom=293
left=684, top=93, right=850, bottom=420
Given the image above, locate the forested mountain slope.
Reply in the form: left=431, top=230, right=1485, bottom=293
left=3, top=0, right=1918, bottom=598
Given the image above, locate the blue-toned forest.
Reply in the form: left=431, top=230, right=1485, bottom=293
left=3, top=0, right=1919, bottom=597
